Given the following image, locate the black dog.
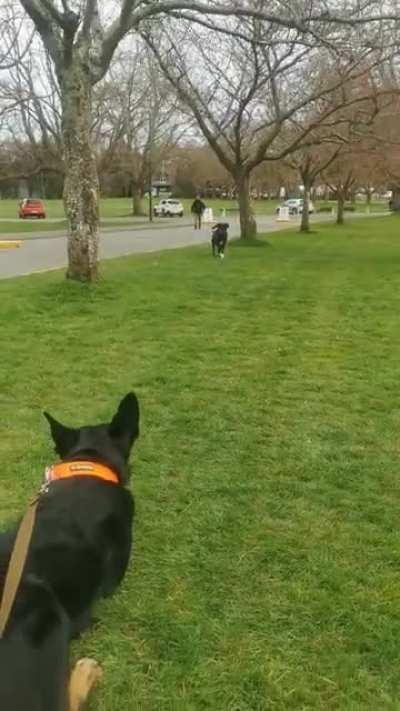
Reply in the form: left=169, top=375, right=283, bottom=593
left=211, top=222, right=229, bottom=258
left=0, top=393, right=139, bottom=711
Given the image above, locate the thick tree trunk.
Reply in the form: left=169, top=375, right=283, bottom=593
left=132, top=185, right=144, bottom=216
left=236, top=174, right=257, bottom=239
left=337, top=193, right=345, bottom=225
left=61, top=58, right=99, bottom=282
left=300, top=187, right=311, bottom=233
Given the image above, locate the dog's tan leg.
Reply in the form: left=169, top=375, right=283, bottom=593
left=69, top=658, right=103, bottom=711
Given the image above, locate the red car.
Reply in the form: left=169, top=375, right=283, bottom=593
left=19, top=199, right=46, bottom=219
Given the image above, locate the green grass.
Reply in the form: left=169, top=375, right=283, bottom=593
left=1, top=216, right=400, bottom=709
left=0, top=218, right=184, bottom=238
left=0, top=196, right=278, bottom=220
left=317, top=200, right=388, bottom=213
left=180, top=197, right=281, bottom=216
left=0, top=220, right=69, bottom=234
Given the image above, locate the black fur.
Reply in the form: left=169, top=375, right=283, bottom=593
left=0, top=393, right=139, bottom=710
left=211, top=222, right=229, bottom=256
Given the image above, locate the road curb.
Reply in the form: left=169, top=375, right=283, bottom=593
left=0, top=240, right=22, bottom=249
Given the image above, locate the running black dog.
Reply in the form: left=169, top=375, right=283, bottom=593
left=0, top=393, right=139, bottom=710
left=211, top=222, right=229, bottom=258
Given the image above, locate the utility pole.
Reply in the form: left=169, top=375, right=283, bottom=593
left=148, top=153, right=153, bottom=222
left=147, top=48, right=156, bottom=223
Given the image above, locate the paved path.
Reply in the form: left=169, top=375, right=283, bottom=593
left=0, top=212, right=387, bottom=280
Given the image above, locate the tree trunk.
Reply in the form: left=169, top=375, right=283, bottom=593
left=132, top=185, right=144, bottom=216
left=61, top=58, right=99, bottom=282
left=391, top=187, right=400, bottom=211
left=337, top=192, right=345, bottom=225
left=236, top=174, right=257, bottom=239
left=300, top=186, right=311, bottom=233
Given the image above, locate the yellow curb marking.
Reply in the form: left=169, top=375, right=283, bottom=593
left=0, top=241, right=22, bottom=249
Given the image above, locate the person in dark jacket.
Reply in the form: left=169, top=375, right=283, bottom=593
left=191, top=196, right=206, bottom=229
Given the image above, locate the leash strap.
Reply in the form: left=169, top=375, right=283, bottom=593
left=0, top=496, right=40, bottom=638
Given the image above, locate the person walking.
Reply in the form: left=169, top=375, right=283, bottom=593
left=191, top=195, right=206, bottom=229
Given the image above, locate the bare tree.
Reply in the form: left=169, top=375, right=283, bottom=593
left=320, top=85, right=397, bottom=223
left=9, top=0, right=399, bottom=278
left=0, top=2, right=35, bottom=71
left=172, top=143, right=232, bottom=198
left=144, top=16, right=392, bottom=239
left=0, top=40, right=63, bottom=188
left=364, top=94, right=400, bottom=209
left=96, top=46, right=187, bottom=216
left=0, top=2, right=36, bottom=160
left=286, top=69, right=389, bottom=231
left=286, top=145, right=342, bottom=232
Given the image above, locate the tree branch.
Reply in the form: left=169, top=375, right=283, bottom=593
left=80, top=0, right=102, bottom=40
left=18, top=0, right=63, bottom=69
left=143, top=31, right=235, bottom=174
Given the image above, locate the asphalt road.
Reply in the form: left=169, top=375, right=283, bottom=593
left=0, top=212, right=385, bottom=280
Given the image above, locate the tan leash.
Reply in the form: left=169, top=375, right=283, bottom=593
left=0, top=494, right=42, bottom=638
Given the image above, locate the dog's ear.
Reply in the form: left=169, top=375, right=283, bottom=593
left=43, top=411, right=78, bottom=457
left=109, top=393, right=140, bottom=458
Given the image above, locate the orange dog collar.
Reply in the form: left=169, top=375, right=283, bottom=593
left=45, top=460, right=119, bottom=485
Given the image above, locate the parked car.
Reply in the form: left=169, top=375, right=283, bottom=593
left=19, top=198, right=46, bottom=219
left=276, top=198, right=314, bottom=215
left=153, top=199, right=184, bottom=217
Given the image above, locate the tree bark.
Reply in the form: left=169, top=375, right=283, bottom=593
left=337, top=192, right=345, bottom=225
left=132, top=184, right=144, bottom=216
left=391, top=187, right=400, bottom=211
left=61, top=57, right=100, bottom=282
left=300, top=186, right=311, bottom=233
left=236, top=174, right=257, bottom=239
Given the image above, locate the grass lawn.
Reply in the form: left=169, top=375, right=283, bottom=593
left=0, top=196, right=276, bottom=220
left=0, top=220, right=69, bottom=234
left=0, top=196, right=280, bottom=224
left=1, top=216, right=400, bottom=709
left=0, top=218, right=178, bottom=237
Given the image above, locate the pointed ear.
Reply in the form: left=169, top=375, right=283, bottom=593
left=43, top=411, right=78, bottom=457
left=109, top=393, right=140, bottom=458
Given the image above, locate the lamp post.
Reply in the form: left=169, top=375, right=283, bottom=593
left=148, top=155, right=153, bottom=223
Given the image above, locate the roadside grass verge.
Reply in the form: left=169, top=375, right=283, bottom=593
left=0, top=218, right=189, bottom=238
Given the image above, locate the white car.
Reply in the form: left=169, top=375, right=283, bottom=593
left=153, top=199, right=184, bottom=217
left=276, top=198, right=314, bottom=215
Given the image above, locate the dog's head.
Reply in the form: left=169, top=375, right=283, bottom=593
left=43, top=393, right=140, bottom=483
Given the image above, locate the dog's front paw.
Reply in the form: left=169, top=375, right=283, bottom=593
left=69, top=658, right=103, bottom=711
